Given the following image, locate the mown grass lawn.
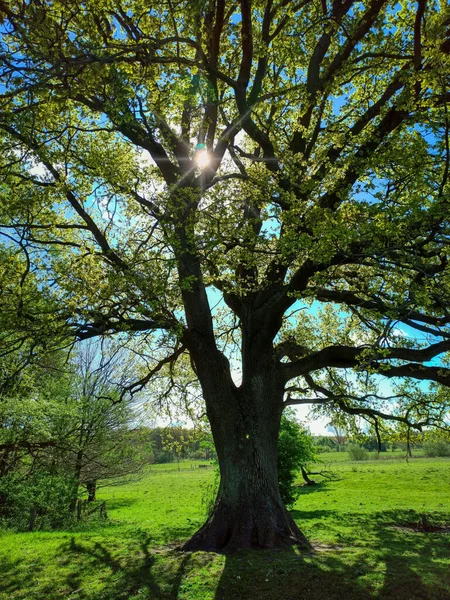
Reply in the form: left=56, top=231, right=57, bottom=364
left=1, top=454, right=449, bottom=600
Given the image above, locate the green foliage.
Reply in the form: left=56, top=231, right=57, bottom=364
left=277, top=411, right=316, bottom=507
left=0, top=341, right=152, bottom=531
left=0, top=471, right=77, bottom=531
left=423, top=440, right=450, bottom=457
left=346, top=444, right=369, bottom=462
left=313, top=444, right=329, bottom=454
left=313, top=436, right=336, bottom=451
left=0, top=0, right=448, bottom=438
left=362, top=439, right=387, bottom=452
left=149, top=427, right=216, bottom=464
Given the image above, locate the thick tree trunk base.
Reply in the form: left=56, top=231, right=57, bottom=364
left=182, top=498, right=311, bottom=554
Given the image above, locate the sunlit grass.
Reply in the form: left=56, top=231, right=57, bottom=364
left=1, top=456, right=449, bottom=600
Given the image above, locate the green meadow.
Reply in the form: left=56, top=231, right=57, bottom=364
left=1, top=453, right=449, bottom=600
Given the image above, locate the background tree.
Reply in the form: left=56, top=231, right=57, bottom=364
left=422, top=428, right=450, bottom=457
left=0, top=341, right=152, bottom=528
left=327, top=419, right=348, bottom=452
left=57, top=341, right=152, bottom=505
left=0, top=348, right=70, bottom=480
left=0, top=0, right=450, bottom=551
left=147, top=426, right=215, bottom=463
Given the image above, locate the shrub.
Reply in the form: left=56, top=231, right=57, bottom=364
left=0, top=471, right=77, bottom=531
left=423, top=440, right=450, bottom=458
left=153, top=449, right=174, bottom=463
left=347, top=444, right=369, bottom=461
left=277, top=412, right=317, bottom=507
left=313, top=444, right=328, bottom=454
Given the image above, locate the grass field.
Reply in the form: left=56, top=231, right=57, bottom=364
left=1, top=453, right=449, bottom=600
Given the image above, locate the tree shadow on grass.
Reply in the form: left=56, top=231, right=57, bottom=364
left=296, top=481, right=330, bottom=496
left=213, top=546, right=373, bottom=600
left=0, top=552, right=42, bottom=598
left=101, top=496, right=138, bottom=511
left=0, top=533, right=192, bottom=600
left=59, top=535, right=192, bottom=600
left=372, top=510, right=450, bottom=600
left=379, top=549, right=450, bottom=600
left=290, top=508, right=340, bottom=520
left=213, top=508, right=450, bottom=600
left=2, top=507, right=448, bottom=600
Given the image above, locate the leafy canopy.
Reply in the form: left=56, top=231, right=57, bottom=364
left=0, top=0, right=449, bottom=433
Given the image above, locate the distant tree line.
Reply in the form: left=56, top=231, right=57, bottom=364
left=313, top=431, right=450, bottom=458
left=147, top=427, right=216, bottom=464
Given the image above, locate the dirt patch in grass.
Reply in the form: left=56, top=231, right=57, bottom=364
left=391, top=514, right=450, bottom=534
left=312, top=542, right=347, bottom=552
left=392, top=524, right=450, bottom=534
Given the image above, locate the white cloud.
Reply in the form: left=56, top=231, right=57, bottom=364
left=292, top=404, right=330, bottom=435
left=29, top=161, right=51, bottom=180
left=136, top=149, right=155, bottom=168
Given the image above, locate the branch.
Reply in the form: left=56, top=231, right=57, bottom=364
left=301, top=374, right=433, bottom=431
left=237, top=0, right=253, bottom=90
left=312, top=288, right=450, bottom=329
left=283, top=340, right=450, bottom=382
left=0, top=124, right=130, bottom=272
left=0, top=440, right=59, bottom=451
left=118, top=344, right=186, bottom=400
left=75, top=316, right=177, bottom=340
left=72, top=94, right=180, bottom=185
left=318, top=103, right=410, bottom=209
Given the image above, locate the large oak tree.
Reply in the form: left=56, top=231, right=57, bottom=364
left=0, top=0, right=449, bottom=551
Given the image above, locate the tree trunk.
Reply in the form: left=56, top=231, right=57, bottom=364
left=76, top=499, right=83, bottom=522
left=0, top=448, right=11, bottom=477
left=86, top=480, right=96, bottom=502
left=178, top=254, right=309, bottom=552
left=28, top=506, right=37, bottom=531
left=70, top=449, right=83, bottom=512
left=301, top=466, right=316, bottom=485
left=183, top=367, right=310, bottom=553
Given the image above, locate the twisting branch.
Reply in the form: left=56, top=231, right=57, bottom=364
left=297, top=374, right=443, bottom=432
left=118, top=344, right=186, bottom=401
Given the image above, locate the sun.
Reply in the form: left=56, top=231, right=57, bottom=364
left=195, top=144, right=210, bottom=169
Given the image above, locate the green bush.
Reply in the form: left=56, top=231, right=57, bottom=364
left=0, top=471, right=77, bottom=531
left=313, top=444, right=328, bottom=454
left=347, top=444, right=369, bottom=461
left=423, top=440, right=450, bottom=458
left=277, top=412, right=317, bottom=507
left=153, top=449, right=175, bottom=463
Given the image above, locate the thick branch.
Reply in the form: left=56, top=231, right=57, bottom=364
left=283, top=341, right=450, bottom=382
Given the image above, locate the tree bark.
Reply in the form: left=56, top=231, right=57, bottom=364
left=183, top=361, right=310, bottom=553
left=301, top=466, right=316, bottom=485
left=86, top=480, right=96, bottom=502
left=70, top=449, right=83, bottom=512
